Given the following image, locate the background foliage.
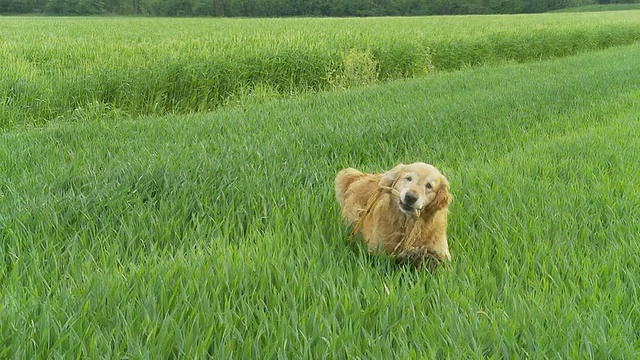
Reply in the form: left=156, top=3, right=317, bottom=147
left=2, top=0, right=638, bottom=16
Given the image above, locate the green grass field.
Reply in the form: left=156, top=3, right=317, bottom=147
left=2, top=12, right=640, bottom=129
left=2, top=14, right=640, bottom=358
left=553, top=3, right=640, bottom=12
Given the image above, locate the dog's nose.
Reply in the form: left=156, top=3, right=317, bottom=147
left=404, top=192, right=418, bottom=205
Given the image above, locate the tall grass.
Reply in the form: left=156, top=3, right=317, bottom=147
left=552, top=3, right=640, bottom=12
left=2, top=12, right=640, bottom=128
left=1, top=45, right=639, bottom=358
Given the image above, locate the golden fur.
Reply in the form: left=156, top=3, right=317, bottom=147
left=335, top=162, right=452, bottom=269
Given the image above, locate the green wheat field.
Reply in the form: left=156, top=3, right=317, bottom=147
left=1, top=12, right=640, bottom=358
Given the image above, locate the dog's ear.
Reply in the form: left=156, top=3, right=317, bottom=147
left=434, top=176, right=452, bottom=210
left=379, top=164, right=405, bottom=187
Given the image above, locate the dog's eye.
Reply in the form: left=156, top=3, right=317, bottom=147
left=405, top=175, right=413, bottom=181
left=426, top=182, right=433, bottom=190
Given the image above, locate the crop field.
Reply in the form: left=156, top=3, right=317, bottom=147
left=2, top=13, right=640, bottom=358
left=553, top=3, right=640, bottom=12
left=2, top=12, right=640, bottom=128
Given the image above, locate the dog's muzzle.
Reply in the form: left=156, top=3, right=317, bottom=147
left=399, top=191, right=420, bottom=215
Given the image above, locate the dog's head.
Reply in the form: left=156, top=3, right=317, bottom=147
left=379, top=162, right=451, bottom=216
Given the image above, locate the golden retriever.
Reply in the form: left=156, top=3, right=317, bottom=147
left=335, top=162, right=452, bottom=269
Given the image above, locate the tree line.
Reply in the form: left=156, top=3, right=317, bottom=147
left=0, top=0, right=637, bottom=16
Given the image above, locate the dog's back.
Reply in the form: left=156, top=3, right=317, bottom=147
left=335, top=168, right=380, bottom=224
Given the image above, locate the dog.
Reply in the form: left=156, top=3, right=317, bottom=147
left=335, top=162, right=452, bottom=269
